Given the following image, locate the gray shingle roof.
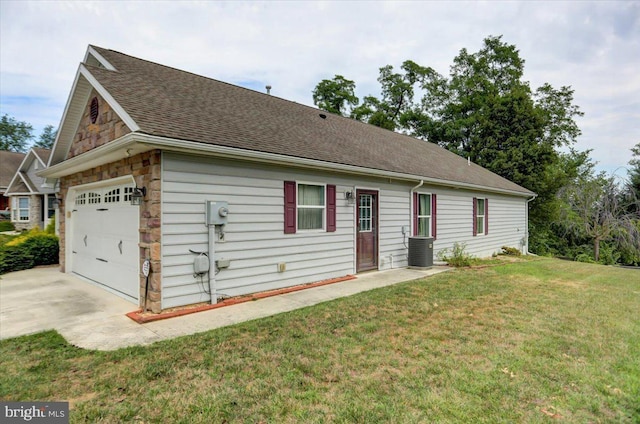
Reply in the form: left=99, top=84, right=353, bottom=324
left=0, top=151, right=26, bottom=190
left=88, top=46, right=533, bottom=196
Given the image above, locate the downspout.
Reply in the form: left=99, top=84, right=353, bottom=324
left=525, top=194, right=537, bottom=255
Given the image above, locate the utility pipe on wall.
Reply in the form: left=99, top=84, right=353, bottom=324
left=208, top=224, right=217, bottom=304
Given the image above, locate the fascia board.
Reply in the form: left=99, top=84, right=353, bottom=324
left=79, top=65, right=140, bottom=132
left=134, top=134, right=535, bottom=198
left=84, top=46, right=117, bottom=71
left=48, top=66, right=86, bottom=167
left=5, top=151, right=34, bottom=194
left=41, top=132, right=535, bottom=198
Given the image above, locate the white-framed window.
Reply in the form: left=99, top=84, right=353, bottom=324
left=359, top=194, right=372, bottom=232
left=297, top=183, right=325, bottom=230
left=87, top=192, right=101, bottom=204
left=417, top=193, right=432, bottom=237
left=12, top=197, right=29, bottom=221
left=476, top=198, right=485, bottom=235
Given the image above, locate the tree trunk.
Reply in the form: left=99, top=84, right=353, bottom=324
left=594, top=238, right=600, bottom=262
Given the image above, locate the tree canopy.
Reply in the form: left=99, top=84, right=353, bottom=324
left=0, top=114, right=34, bottom=152
left=312, top=35, right=588, bottom=255
left=34, top=124, right=58, bottom=149
left=0, top=114, right=57, bottom=152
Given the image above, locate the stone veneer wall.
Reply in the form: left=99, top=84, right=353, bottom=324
left=59, top=150, right=162, bottom=312
left=69, top=91, right=131, bottom=159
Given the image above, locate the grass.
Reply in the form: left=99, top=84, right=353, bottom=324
left=1, top=258, right=639, bottom=423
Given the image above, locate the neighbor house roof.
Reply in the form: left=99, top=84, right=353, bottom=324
left=48, top=46, right=535, bottom=196
left=5, top=148, right=52, bottom=195
left=0, top=151, right=26, bottom=191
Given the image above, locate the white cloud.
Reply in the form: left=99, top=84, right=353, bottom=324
left=0, top=0, right=637, bottom=174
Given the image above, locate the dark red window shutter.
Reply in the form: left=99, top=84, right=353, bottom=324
left=484, top=198, right=489, bottom=235
left=432, top=194, right=437, bottom=240
left=472, top=197, right=477, bottom=236
left=413, top=192, right=419, bottom=236
left=284, top=181, right=296, bottom=234
left=326, top=184, right=336, bottom=232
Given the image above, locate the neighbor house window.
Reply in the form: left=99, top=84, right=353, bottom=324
left=284, top=181, right=336, bottom=234
left=413, top=192, right=437, bottom=239
left=47, top=196, right=56, bottom=219
left=473, top=197, right=488, bottom=236
left=13, top=197, right=29, bottom=221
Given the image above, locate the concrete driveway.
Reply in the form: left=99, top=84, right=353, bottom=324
left=0, top=267, right=161, bottom=349
left=1, top=266, right=450, bottom=351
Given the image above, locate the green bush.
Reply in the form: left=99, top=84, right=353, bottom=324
left=0, top=228, right=59, bottom=274
left=45, top=216, right=56, bottom=234
left=438, top=242, right=475, bottom=267
left=0, top=221, right=15, bottom=232
left=501, top=246, right=522, bottom=256
left=0, top=245, right=35, bottom=274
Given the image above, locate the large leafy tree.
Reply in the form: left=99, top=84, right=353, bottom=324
left=312, top=36, right=587, bottom=253
left=34, top=124, right=57, bottom=149
left=0, top=114, right=34, bottom=152
left=312, top=75, right=359, bottom=117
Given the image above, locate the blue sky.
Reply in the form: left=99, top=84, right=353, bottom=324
left=1, top=1, right=638, bottom=180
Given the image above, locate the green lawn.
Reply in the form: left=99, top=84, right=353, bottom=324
left=1, top=258, right=638, bottom=423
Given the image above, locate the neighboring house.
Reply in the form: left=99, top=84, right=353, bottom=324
left=5, top=148, right=55, bottom=230
left=0, top=150, right=26, bottom=220
left=41, top=45, right=535, bottom=313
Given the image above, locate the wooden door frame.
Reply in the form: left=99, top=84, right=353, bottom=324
left=355, top=188, right=379, bottom=272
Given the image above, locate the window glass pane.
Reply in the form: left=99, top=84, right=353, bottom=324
left=418, top=217, right=430, bottom=236
left=477, top=198, right=485, bottom=215
left=298, top=184, right=324, bottom=206
left=298, top=209, right=322, bottom=230
left=476, top=217, right=484, bottom=234
left=359, top=194, right=372, bottom=231
left=419, top=194, right=431, bottom=216
left=19, top=198, right=29, bottom=208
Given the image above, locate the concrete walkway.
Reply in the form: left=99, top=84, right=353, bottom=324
left=1, top=266, right=450, bottom=351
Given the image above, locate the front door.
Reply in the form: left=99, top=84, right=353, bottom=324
left=356, top=190, right=378, bottom=272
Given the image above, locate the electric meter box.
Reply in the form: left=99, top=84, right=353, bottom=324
left=206, top=200, right=229, bottom=226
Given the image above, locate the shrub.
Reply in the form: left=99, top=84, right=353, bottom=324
left=0, top=221, right=15, bottom=232
left=0, top=227, right=59, bottom=274
left=501, top=246, right=522, bottom=256
left=0, top=245, right=34, bottom=274
left=45, top=216, right=56, bottom=234
left=438, top=242, right=474, bottom=267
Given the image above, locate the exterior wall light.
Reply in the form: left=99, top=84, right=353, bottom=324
left=131, top=187, right=147, bottom=205
left=52, top=196, right=63, bottom=209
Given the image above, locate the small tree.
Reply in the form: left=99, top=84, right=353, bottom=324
left=560, top=173, right=639, bottom=262
left=34, top=124, right=57, bottom=149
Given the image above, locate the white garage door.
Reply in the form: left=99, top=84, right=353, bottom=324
left=71, top=183, right=139, bottom=302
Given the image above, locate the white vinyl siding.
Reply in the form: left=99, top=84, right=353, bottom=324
left=162, top=153, right=356, bottom=309
left=161, top=152, right=528, bottom=309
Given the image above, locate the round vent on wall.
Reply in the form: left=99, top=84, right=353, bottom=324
left=90, top=97, right=99, bottom=124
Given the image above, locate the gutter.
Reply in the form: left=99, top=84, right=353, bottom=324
left=40, top=132, right=535, bottom=198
